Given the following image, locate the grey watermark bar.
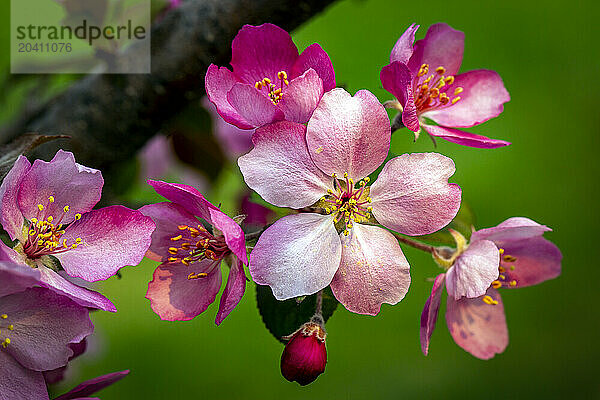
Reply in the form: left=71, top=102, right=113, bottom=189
left=11, top=0, right=151, bottom=74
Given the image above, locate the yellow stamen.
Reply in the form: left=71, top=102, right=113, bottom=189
left=454, top=87, right=463, bottom=95
left=436, top=66, right=446, bottom=74
left=499, top=266, right=506, bottom=273
left=482, top=295, right=498, bottom=305
left=48, top=196, right=55, bottom=203
left=168, top=257, right=179, bottom=263
left=509, top=280, right=517, bottom=287
left=63, top=205, right=70, bottom=213
left=491, top=280, right=502, bottom=289
left=451, top=96, right=461, bottom=104
left=503, top=255, right=517, bottom=262
left=170, top=235, right=182, bottom=241
left=445, top=76, right=455, bottom=85
left=187, top=272, right=208, bottom=280
left=37, top=204, right=44, bottom=211
left=168, top=247, right=178, bottom=255
left=75, top=213, right=82, bottom=220
left=0, top=314, right=7, bottom=319
left=47, top=216, right=54, bottom=223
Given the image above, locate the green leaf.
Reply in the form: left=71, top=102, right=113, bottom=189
left=0, top=133, right=68, bottom=183
left=415, top=202, right=476, bottom=246
left=256, top=285, right=338, bottom=343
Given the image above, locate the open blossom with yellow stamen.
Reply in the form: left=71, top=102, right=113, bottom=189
left=206, top=23, right=336, bottom=129
left=140, top=180, right=248, bottom=324
left=239, top=88, right=462, bottom=316
left=0, top=150, right=155, bottom=312
left=421, top=217, right=562, bottom=360
left=381, top=23, right=511, bottom=148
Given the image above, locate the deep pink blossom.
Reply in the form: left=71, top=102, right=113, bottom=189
left=381, top=23, right=510, bottom=148
left=53, top=370, right=129, bottom=400
left=280, top=321, right=327, bottom=386
left=239, top=88, right=461, bottom=315
left=140, top=180, right=248, bottom=324
left=0, top=262, right=93, bottom=400
left=421, top=218, right=562, bottom=359
left=206, top=23, right=336, bottom=129
left=0, top=150, right=156, bottom=312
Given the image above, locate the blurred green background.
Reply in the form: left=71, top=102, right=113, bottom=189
left=2, top=0, right=599, bottom=398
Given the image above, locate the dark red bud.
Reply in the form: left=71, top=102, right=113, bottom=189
left=280, top=322, right=327, bottom=386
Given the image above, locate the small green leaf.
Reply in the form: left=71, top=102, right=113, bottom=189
left=415, top=202, right=476, bottom=246
left=0, top=133, right=68, bottom=183
left=256, top=285, right=338, bottom=343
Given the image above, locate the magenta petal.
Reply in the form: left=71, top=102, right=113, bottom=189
left=420, top=273, right=445, bottom=356
left=330, top=224, right=410, bottom=316
left=380, top=62, right=419, bottom=132
left=421, top=125, right=511, bottom=149
left=148, top=180, right=217, bottom=222
left=54, top=370, right=130, bottom=400
left=445, top=240, right=499, bottom=299
left=38, top=266, right=116, bottom=312
left=370, top=153, right=461, bottom=235
left=306, top=88, right=391, bottom=181
left=0, top=155, right=30, bottom=241
left=292, top=43, right=336, bottom=91
left=215, top=257, right=246, bottom=325
left=496, top=236, right=562, bottom=288
left=205, top=64, right=253, bottom=130
left=249, top=213, right=341, bottom=300
left=0, top=262, right=40, bottom=297
left=278, top=69, right=324, bottom=123
left=390, top=23, right=419, bottom=64
left=56, top=206, right=155, bottom=282
left=471, top=217, right=551, bottom=243
left=238, top=121, right=333, bottom=209
left=423, top=69, right=510, bottom=128
left=139, top=202, right=200, bottom=262
left=2, top=287, right=93, bottom=371
left=408, top=23, right=464, bottom=77
left=146, top=260, right=222, bottom=321
left=227, top=83, right=285, bottom=128
left=230, top=23, right=298, bottom=85
left=17, top=150, right=103, bottom=225
left=0, top=351, right=48, bottom=400
left=208, top=207, right=248, bottom=265
left=446, top=288, right=508, bottom=360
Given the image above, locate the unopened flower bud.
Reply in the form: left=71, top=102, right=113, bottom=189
left=280, top=320, right=327, bottom=386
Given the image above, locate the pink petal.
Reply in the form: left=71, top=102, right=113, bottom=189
left=139, top=202, right=200, bottom=263
left=369, top=153, right=461, bottom=235
left=227, top=82, right=285, bottom=128
left=408, top=23, right=464, bottom=77
left=0, top=155, right=30, bottom=241
left=446, top=240, right=499, bottom=300
left=292, top=43, right=336, bottom=91
left=306, top=88, right=391, bottom=181
left=238, top=121, right=333, bottom=209
left=54, top=370, right=130, bottom=400
left=17, top=150, right=103, bottom=227
left=230, top=23, right=298, bottom=85
left=380, top=62, right=419, bottom=132
left=249, top=213, right=341, bottom=300
left=390, top=23, right=419, bottom=64
left=471, top=217, right=551, bottom=243
left=38, top=266, right=117, bottom=312
left=0, top=351, right=48, bottom=400
left=445, top=288, right=508, bottom=360
left=495, top=236, right=562, bottom=288
left=278, top=69, right=324, bottom=123
left=0, top=261, right=41, bottom=297
left=215, top=257, right=246, bottom=325
left=56, top=206, right=155, bottom=282
left=420, top=273, right=445, bottom=356
left=148, top=180, right=218, bottom=222
left=423, top=69, right=510, bottom=128
left=202, top=97, right=253, bottom=159
left=146, top=260, right=222, bottom=321
left=205, top=64, right=253, bottom=129
left=1, top=287, right=93, bottom=371
left=330, top=224, right=410, bottom=316
left=208, top=207, right=248, bottom=265
left=421, top=125, right=511, bottom=149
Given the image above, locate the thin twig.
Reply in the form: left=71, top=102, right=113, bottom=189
left=393, top=233, right=435, bottom=254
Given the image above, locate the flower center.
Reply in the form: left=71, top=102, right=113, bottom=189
left=321, top=173, right=373, bottom=236
left=22, top=196, right=83, bottom=260
left=254, top=70, right=289, bottom=105
left=489, top=248, right=518, bottom=289
left=167, top=224, right=229, bottom=280
left=0, top=313, right=15, bottom=349
left=413, top=64, right=463, bottom=114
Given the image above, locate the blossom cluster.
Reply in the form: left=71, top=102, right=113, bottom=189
left=0, top=20, right=562, bottom=395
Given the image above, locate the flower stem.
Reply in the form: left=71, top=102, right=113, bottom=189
left=393, top=233, right=435, bottom=254
left=244, top=223, right=272, bottom=241
left=315, top=290, right=323, bottom=315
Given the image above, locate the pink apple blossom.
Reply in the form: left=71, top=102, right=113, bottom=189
left=206, top=23, right=335, bottom=129
left=421, top=218, right=562, bottom=359
left=140, top=180, right=248, bottom=324
left=238, top=88, right=462, bottom=315
left=380, top=23, right=511, bottom=148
